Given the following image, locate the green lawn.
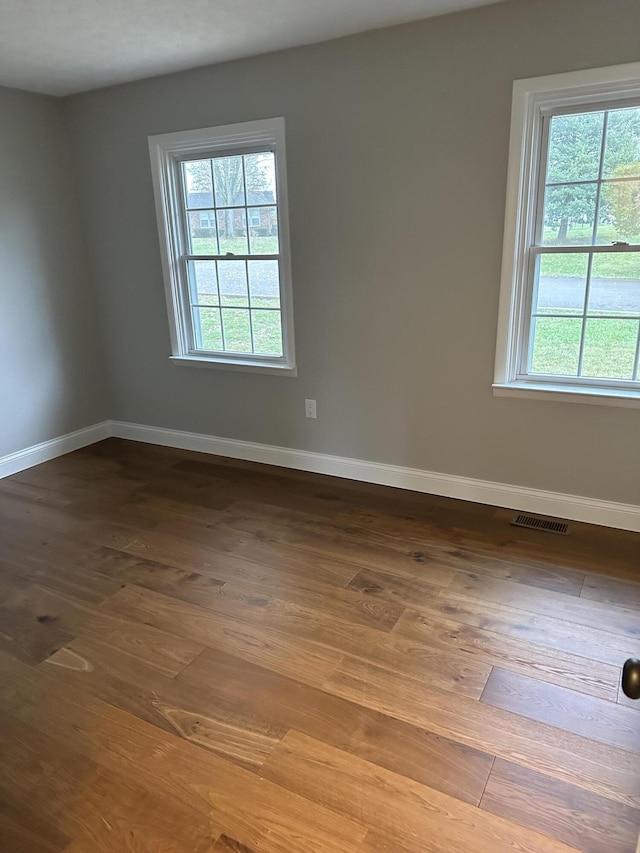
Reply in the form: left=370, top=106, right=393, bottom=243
left=193, top=294, right=283, bottom=356
left=540, top=252, right=640, bottom=278
left=531, top=316, right=638, bottom=378
left=191, top=235, right=279, bottom=256
left=541, top=224, right=640, bottom=278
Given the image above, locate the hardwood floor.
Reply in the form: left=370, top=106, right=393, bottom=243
left=0, top=438, right=638, bottom=852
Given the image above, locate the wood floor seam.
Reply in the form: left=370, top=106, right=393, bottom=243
left=477, top=754, right=497, bottom=808
left=0, top=438, right=637, bottom=853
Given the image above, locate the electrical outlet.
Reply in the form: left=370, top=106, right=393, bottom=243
left=305, top=399, right=317, bottom=419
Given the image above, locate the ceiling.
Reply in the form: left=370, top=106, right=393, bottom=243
left=0, top=0, right=508, bottom=97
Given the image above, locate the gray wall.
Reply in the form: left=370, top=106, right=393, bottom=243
left=0, top=86, right=108, bottom=457
left=64, top=0, right=640, bottom=505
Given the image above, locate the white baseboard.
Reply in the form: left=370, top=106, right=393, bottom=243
left=0, top=422, right=111, bottom=480
left=2, top=419, right=638, bottom=532
left=109, top=420, right=640, bottom=533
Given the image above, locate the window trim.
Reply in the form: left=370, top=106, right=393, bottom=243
left=494, top=62, right=640, bottom=407
left=149, top=117, right=296, bottom=375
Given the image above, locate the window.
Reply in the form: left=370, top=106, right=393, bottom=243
left=198, top=212, right=216, bottom=229
left=149, top=118, right=295, bottom=374
left=248, top=209, right=262, bottom=228
left=495, top=63, right=640, bottom=406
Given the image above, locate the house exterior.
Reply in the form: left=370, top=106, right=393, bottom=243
left=186, top=190, right=277, bottom=239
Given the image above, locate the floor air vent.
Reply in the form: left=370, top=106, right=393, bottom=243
left=511, top=514, right=569, bottom=535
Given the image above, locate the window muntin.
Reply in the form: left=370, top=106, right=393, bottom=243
left=149, top=118, right=295, bottom=373
left=495, top=67, right=640, bottom=402
left=181, top=151, right=282, bottom=357
left=524, top=103, right=640, bottom=384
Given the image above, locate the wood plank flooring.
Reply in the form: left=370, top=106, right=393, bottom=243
left=0, top=437, right=638, bottom=852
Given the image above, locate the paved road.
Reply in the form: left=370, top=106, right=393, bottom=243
left=538, top=276, right=640, bottom=313
left=191, top=259, right=279, bottom=301
left=191, top=267, right=640, bottom=313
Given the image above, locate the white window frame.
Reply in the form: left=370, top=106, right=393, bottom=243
left=494, top=62, right=640, bottom=408
left=149, top=117, right=296, bottom=375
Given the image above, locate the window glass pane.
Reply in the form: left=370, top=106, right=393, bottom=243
left=248, top=207, right=279, bottom=255
left=192, top=307, right=223, bottom=350
left=581, top=319, right=639, bottom=379
left=217, top=208, right=248, bottom=255
left=218, top=260, right=248, bottom=307
left=252, top=310, right=283, bottom=355
left=213, top=155, right=245, bottom=207
left=534, top=254, right=588, bottom=315
left=245, top=152, right=277, bottom=205
left=602, top=107, right=640, bottom=179
left=546, top=111, right=604, bottom=184
left=588, top=253, right=640, bottom=315
left=183, top=160, right=214, bottom=208
left=542, top=184, right=597, bottom=246
left=599, top=179, right=640, bottom=245
left=248, top=260, right=280, bottom=308
left=221, top=308, right=252, bottom=352
left=188, top=261, right=218, bottom=305
left=530, top=317, right=582, bottom=375
left=188, top=210, right=218, bottom=255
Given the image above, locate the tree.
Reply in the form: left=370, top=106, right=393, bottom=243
left=603, top=162, right=640, bottom=241
left=544, top=108, right=640, bottom=242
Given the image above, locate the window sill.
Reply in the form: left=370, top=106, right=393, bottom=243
left=170, top=355, right=297, bottom=377
left=493, top=382, right=640, bottom=408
